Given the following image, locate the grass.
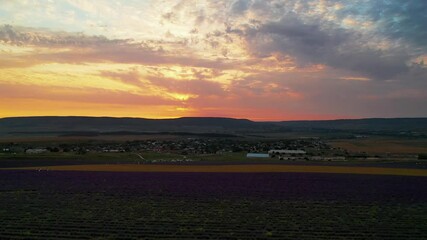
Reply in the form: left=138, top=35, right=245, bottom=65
left=0, top=151, right=242, bottom=161
left=12, top=164, right=427, bottom=176
left=196, top=152, right=248, bottom=162
left=0, top=152, right=189, bottom=168
left=0, top=151, right=279, bottom=168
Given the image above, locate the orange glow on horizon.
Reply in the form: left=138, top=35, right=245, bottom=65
left=0, top=98, right=192, bottom=120
left=0, top=98, right=353, bottom=121
left=2, top=1, right=423, bottom=120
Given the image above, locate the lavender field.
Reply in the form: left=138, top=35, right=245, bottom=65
left=1, top=170, right=427, bottom=239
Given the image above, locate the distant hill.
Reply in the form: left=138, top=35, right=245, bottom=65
left=0, top=116, right=275, bottom=135
left=0, top=116, right=426, bottom=136
left=276, top=118, right=427, bottom=133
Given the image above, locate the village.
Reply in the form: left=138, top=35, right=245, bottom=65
left=0, top=137, right=420, bottom=162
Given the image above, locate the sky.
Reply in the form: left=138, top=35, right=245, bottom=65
left=0, top=0, right=426, bottom=121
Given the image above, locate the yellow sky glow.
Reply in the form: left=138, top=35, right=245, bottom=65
left=1, top=0, right=425, bottom=120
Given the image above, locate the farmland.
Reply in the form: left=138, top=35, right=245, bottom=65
left=1, top=117, right=427, bottom=239
left=329, top=137, right=427, bottom=154
left=1, top=170, right=427, bottom=239
left=13, top=164, right=427, bottom=176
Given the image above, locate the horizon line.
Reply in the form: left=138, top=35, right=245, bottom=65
left=1, top=115, right=426, bottom=122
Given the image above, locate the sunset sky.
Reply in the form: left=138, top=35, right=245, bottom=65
left=1, top=0, right=426, bottom=120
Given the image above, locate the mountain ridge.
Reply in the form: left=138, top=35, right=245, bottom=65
left=1, top=116, right=426, bottom=135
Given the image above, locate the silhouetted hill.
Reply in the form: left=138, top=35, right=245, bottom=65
left=277, top=118, right=427, bottom=132
left=0, top=116, right=426, bottom=136
left=0, top=116, right=272, bottom=134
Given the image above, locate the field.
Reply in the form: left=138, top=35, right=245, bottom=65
left=0, top=152, right=137, bottom=168
left=329, top=138, right=427, bottom=154
left=2, top=134, right=427, bottom=239
left=1, top=170, right=427, bottom=239
left=3, top=150, right=427, bottom=171
left=12, top=164, right=427, bottom=177
left=0, top=152, right=194, bottom=168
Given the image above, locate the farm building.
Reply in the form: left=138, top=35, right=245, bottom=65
left=246, top=153, right=270, bottom=158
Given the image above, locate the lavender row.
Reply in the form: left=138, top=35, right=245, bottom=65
left=1, top=170, right=427, bottom=203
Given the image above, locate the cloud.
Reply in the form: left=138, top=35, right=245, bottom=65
left=147, top=76, right=226, bottom=97
left=99, top=68, right=227, bottom=101
left=0, top=82, right=180, bottom=106
left=99, top=69, right=144, bottom=88
left=231, top=0, right=252, bottom=14
left=0, top=25, right=233, bottom=70
left=0, top=24, right=124, bottom=47
left=237, top=12, right=414, bottom=80
left=1, top=1, right=427, bottom=120
left=341, top=0, right=427, bottom=49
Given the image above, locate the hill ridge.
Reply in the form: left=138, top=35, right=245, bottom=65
left=1, top=116, right=426, bottom=135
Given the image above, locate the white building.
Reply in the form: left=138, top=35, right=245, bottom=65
left=246, top=153, right=270, bottom=158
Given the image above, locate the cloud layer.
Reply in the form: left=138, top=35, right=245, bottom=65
left=0, top=0, right=426, bottom=120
